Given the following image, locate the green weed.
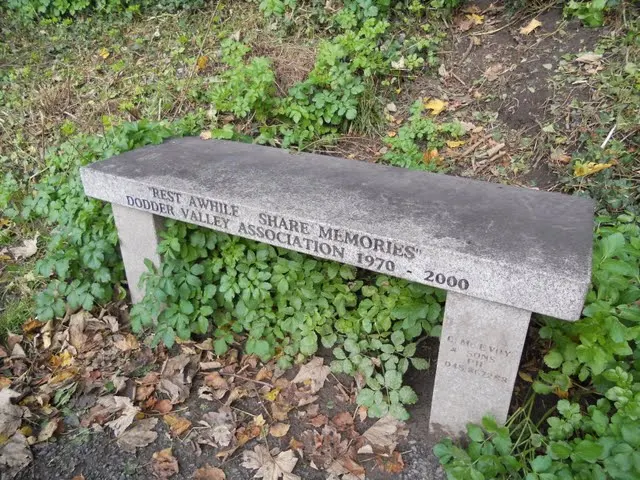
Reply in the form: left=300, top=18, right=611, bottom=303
left=0, top=296, right=34, bottom=341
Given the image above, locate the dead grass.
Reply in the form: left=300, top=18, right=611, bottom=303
left=251, top=41, right=317, bottom=95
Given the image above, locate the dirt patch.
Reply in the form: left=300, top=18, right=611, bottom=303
left=402, top=1, right=603, bottom=188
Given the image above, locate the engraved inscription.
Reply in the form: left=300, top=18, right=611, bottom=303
left=425, top=270, right=469, bottom=290
left=442, top=335, right=512, bottom=384
left=120, top=186, right=471, bottom=291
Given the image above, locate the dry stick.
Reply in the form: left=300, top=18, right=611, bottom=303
left=484, top=142, right=506, bottom=158
left=487, top=150, right=508, bottom=165
left=217, top=371, right=272, bottom=387
left=251, top=383, right=273, bottom=421
left=330, top=372, right=350, bottom=398
left=476, top=151, right=508, bottom=173
left=460, top=138, right=485, bottom=158
left=460, top=38, right=474, bottom=64
left=451, top=71, right=467, bottom=86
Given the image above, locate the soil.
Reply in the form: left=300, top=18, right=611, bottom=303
left=404, top=1, right=602, bottom=189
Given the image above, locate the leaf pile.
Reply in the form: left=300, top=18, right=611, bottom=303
left=0, top=311, right=411, bottom=479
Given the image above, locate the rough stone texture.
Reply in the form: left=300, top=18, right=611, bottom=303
left=81, top=137, right=594, bottom=319
left=112, top=204, right=163, bottom=303
left=429, top=292, right=531, bottom=438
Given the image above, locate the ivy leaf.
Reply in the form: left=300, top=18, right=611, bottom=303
left=403, top=342, right=416, bottom=357
left=163, top=328, right=176, bottom=349
left=368, top=402, right=389, bottom=418
left=544, top=350, right=564, bottom=369
left=549, top=441, right=572, bottom=460
left=410, top=357, right=429, bottom=370
left=398, top=386, right=418, bottom=405
left=384, top=370, right=402, bottom=390
left=571, top=439, right=603, bottom=463
left=214, top=337, right=229, bottom=356
left=357, top=388, right=375, bottom=407
left=277, top=277, right=289, bottom=294
left=391, top=330, right=404, bottom=347
left=300, top=334, right=317, bottom=356
left=466, top=424, right=484, bottom=443
left=389, top=403, right=410, bottom=421
left=530, top=455, right=552, bottom=473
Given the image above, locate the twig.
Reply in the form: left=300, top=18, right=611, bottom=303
left=461, top=138, right=485, bottom=157
left=217, top=371, right=272, bottom=387
left=485, top=142, right=506, bottom=158
left=451, top=71, right=467, bottom=86
left=600, top=124, right=616, bottom=149
left=487, top=151, right=508, bottom=165
left=460, top=38, right=474, bottom=63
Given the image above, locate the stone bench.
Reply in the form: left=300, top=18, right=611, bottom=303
left=81, top=137, right=594, bottom=438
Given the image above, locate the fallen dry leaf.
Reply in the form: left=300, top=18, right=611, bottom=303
left=104, top=397, right=140, bottom=437
left=518, top=371, right=534, bottom=383
left=159, top=354, right=199, bottom=404
left=483, top=64, right=503, bottom=82
left=326, top=456, right=366, bottom=480
left=423, top=98, right=447, bottom=116
left=8, top=234, right=38, bottom=260
left=152, top=448, right=179, bottom=479
left=520, top=18, right=542, bottom=35
left=550, top=148, right=572, bottom=165
left=194, top=465, right=226, bottom=480
left=155, top=399, right=173, bottom=414
left=116, top=418, right=158, bottom=453
left=309, top=414, right=328, bottom=428
left=446, top=140, right=466, bottom=149
left=423, top=149, right=440, bottom=165
left=574, top=161, right=615, bottom=177
left=331, top=412, right=353, bottom=432
left=264, top=387, right=281, bottom=402
left=359, top=416, right=409, bottom=455
left=456, top=17, right=474, bottom=32
left=376, top=450, right=405, bottom=473
left=270, top=423, right=290, bottom=438
left=21, top=319, right=43, bottom=334
left=198, top=407, right=236, bottom=448
left=292, top=357, right=330, bottom=394
left=0, top=432, right=32, bottom=479
left=113, top=333, right=140, bottom=352
left=242, top=445, right=300, bottom=480
left=68, top=311, right=89, bottom=350
left=98, top=47, right=110, bottom=59
left=575, top=52, right=602, bottom=64
left=196, top=56, right=209, bottom=72
left=467, top=13, right=484, bottom=25
left=163, top=414, right=191, bottom=436
left=0, top=389, right=24, bottom=438
left=36, top=418, right=59, bottom=443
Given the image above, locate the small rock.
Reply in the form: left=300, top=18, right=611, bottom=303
left=386, top=102, right=397, bottom=113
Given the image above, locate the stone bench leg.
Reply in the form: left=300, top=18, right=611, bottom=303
left=429, top=292, right=531, bottom=438
left=112, top=204, right=163, bottom=304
